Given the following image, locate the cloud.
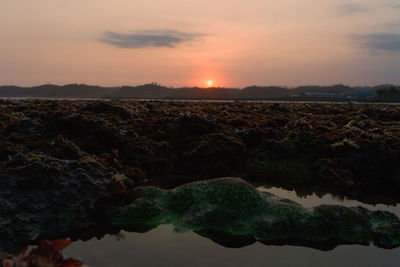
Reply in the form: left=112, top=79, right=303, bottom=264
left=388, top=3, right=400, bottom=8
left=354, top=33, right=400, bottom=53
left=337, top=4, right=367, bottom=15
left=100, top=30, right=204, bottom=48
left=384, top=22, right=400, bottom=28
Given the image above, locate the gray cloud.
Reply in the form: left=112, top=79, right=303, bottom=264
left=388, top=3, right=400, bottom=8
left=100, top=30, right=204, bottom=48
left=337, top=4, right=367, bottom=15
left=354, top=33, right=400, bottom=53
left=384, top=22, right=400, bottom=28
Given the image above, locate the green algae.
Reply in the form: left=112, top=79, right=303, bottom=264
left=113, top=187, right=168, bottom=226
left=365, top=209, right=400, bottom=247
left=112, top=177, right=400, bottom=249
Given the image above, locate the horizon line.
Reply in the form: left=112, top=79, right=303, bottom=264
left=1, top=83, right=399, bottom=90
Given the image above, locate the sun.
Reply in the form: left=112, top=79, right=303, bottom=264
left=206, top=80, right=214, bottom=87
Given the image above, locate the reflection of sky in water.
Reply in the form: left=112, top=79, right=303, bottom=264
left=64, top=188, right=400, bottom=267
left=258, top=187, right=400, bottom=217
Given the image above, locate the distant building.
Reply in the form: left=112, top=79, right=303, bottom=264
left=304, top=92, right=344, bottom=97
left=356, top=90, right=377, bottom=98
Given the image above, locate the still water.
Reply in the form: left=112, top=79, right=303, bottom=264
left=63, top=187, right=400, bottom=267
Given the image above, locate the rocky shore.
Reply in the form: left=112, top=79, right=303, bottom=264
left=0, top=99, right=399, bottom=252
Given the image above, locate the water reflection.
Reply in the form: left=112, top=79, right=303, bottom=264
left=258, top=187, right=400, bottom=217
left=3, top=182, right=400, bottom=267
left=63, top=185, right=400, bottom=267
left=6, top=224, right=399, bottom=267
left=64, top=225, right=400, bottom=267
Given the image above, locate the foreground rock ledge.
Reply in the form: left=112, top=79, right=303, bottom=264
left=1, top=100, right=399, bottom=204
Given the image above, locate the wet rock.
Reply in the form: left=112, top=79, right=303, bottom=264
left=5, top=117, right=42, bottom=135
left=50, top=115, right=126, bottom=155
left=331, top=138, right=360, bottom=151
left=110, top=174, right=129, bottom=196
left=182, top=133, right=247, bottom=174
left=362, top=108, right=377, bottom=117
left=81, top=102, right=137, bottom=120
left=238, top=127, right=264, bottom=148
left=286, top=118, right=313, bottom=134
left=0, top=99, right=399, bottom=205
left=0, top=154, right=114, bottom=252
left=0, top=142, right=14, bottom=161
left=228, top=118, right=251, bottom=127
left=49, top=135, right=83, bottom=160
left=174, top=112, right=217, bottom=137
left=345, top=120, right=366, bottom=130
left=124, top=167, right=146, bottom=184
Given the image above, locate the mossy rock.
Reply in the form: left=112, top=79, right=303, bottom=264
left=113, top=187, right=168, bottom=226
left=364, top=209, right=400, bottom=248
left=112, top=177, right=400, bottom=250
left=167, top=178, right=266, bottom=216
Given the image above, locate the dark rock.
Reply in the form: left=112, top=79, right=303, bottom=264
left=182, top=133, right=247, bottom=174
left=5, top=117, right=42, bottom=135
left=49, top=135, right=83, bottom=160
left=0, top=154, right=114, bottom=252
left=81, top=102, right=137, bottom=120
left=0, top=99, right=399, bottom=205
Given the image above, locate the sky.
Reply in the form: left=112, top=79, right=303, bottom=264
left=1, top=0, right=400, bottom=88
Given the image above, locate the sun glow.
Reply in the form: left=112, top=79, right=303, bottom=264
left=189, top=72, right=226, bottom=88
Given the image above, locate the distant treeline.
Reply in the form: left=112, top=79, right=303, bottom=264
left=0, top=83, right=399, bottom=101
left=376, top=86, right=400, bottom=98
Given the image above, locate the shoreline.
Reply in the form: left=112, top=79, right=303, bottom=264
left=1, top=97, right=400, bottom=105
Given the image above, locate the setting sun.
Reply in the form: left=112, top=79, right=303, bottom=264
left=206, top=80, right=213, bottom=87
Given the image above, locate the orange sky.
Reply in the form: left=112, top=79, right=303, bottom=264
left=1, top=0, right=400, bottom=87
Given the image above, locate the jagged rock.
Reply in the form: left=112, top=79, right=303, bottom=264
left=5, top=117, right=42, bottom=135
left=81, top=102, right=137, bottom=120
left=182, top=133, right=247, bottom=174
left=0, top=100, right=399, bottom=204
left=345, top=120, right=366, bottom=130
left=49, top=135, right=83, bottom=160
left=0, top=154, right=114, bottom=252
